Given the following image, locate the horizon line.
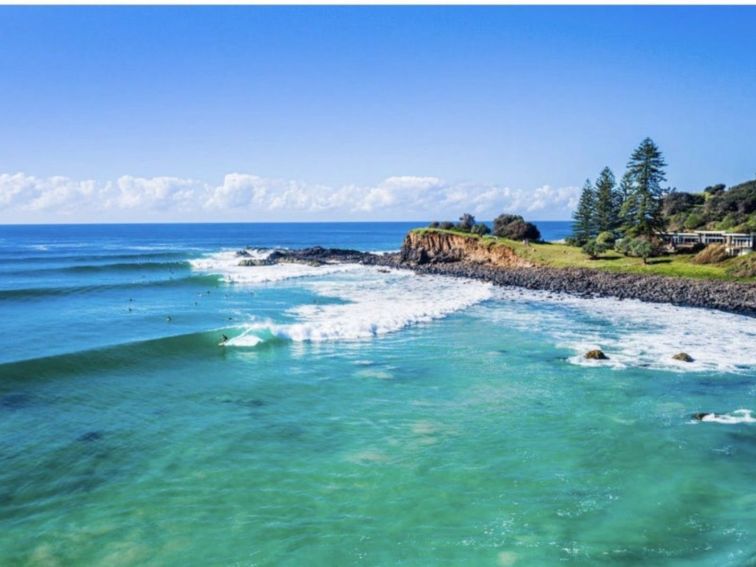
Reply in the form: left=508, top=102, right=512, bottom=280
left=0, top=219, right=573, bottom=227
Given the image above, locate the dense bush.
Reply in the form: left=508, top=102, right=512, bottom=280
left=692, top=244, right=729, bottom=265
left=703, top=183, right=726, bottom=195
left=581, top=238, right=608, bottom=259
left=492, top=214, right=541, bottom=241
left=471, top=223, right=490, bottom=236
left=661, top=192, right=704, bottom=217
left=683, top=212, right=704, bottom=230
left=660, top=180, right=756, bottom=232
left=428, top=221, right=440, bottom=228
left=439, top=221, right=455, bottom=230
left=615, top=237, right=663, bottom=263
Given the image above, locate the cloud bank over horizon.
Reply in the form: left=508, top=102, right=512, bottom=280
left=0, top=172, right=579, bottom=223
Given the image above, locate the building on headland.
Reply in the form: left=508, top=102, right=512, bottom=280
left=661, top=230, right=755, bottom=256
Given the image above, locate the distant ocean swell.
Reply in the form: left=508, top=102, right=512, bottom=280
left=0, top=274, right=220, bottom=301
left=0, top=330, right=230, bottom=381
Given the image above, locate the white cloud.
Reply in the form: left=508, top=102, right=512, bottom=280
left=0, top=171, right=579, bottom=222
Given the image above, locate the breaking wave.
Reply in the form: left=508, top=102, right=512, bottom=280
left=224, top=267, right=493, bottom=345
left=189, top=250, right=361, bottom=284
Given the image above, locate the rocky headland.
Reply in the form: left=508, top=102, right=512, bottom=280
left=236, top=231, right=756, bottom=316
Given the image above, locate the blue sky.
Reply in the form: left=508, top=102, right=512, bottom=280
left=1, top=6, right=755, bottom=222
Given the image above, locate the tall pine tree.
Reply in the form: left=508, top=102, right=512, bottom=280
left=620, top=138, right=668, bottom=237
left=572, top=179, right=596, bottom=244
left=616, top=170, right=633, bottom=225
left=594, top=166, right=618, bottom=233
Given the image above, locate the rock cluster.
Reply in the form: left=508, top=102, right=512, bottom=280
left=584, top=349, right=609, bottom=360
left=238, top=246, right=374, bottom=267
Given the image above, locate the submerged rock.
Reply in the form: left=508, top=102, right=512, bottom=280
left=0, top=393, right=32, bottom=410
left=672, top=352, right=694, bottom=362
left=584, top=349, right=609, bottom=360
left=77, top=431, right=103, bottom=443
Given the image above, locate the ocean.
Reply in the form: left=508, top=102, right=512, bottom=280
left=0, top=222, right=754, bottom=566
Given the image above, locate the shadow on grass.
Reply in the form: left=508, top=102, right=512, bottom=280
left=647, top=258, right=672, bottom=265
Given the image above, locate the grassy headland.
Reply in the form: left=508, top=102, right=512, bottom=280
left=411, top=227, right=755, bottom=283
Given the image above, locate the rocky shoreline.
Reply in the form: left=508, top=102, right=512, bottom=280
left=236, top=242, right=756, bottom=317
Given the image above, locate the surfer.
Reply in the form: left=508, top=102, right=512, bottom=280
left=692, top=412, right=714, bottom=421
left=219, top=334, right=229, bottom=346
left=692, top=410, right=754, bottom=424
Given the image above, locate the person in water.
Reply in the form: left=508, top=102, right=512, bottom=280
left=692, top=412, right=718, bottom=421
left=220, top=334, right=229, bottom=345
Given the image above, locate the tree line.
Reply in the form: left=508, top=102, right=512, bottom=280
left=429, top=213, right=541, bottom=241
left=570, top=137, right=669, bottom=262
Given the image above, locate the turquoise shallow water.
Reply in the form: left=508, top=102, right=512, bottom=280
left=0, top=223, right=754, bottom=566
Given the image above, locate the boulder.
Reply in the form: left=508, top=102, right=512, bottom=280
left=584, top=349, right=608, bottom=360
left=672, top=352, right=694, bottom=362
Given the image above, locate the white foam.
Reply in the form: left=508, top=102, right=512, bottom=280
left=189, top=249, right=361, bottom=284
left=479, top=287, right=756, bottom=374
left=226, top=267, right=493, bottom=345
left=225, top=334, right=264, bottom=347
left=699, top=410, right=755, bottom=424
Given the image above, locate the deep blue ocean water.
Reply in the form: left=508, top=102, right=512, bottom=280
left=0, top=222, right=754, bottom=566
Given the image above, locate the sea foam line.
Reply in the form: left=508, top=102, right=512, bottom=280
left=189, top=249, right=363, bottom=284
left=479, top=287, right=756, bottom=374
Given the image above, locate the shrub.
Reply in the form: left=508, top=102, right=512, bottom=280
left=582, top=238, right=608, bottom=259
left=703, top=183, right=726, bottom=195
left=692, top=244, right=729, bottom=265
left=716, top=214, right=738, bottom=231
left=471, top=223, right=490, bottom=236
left=616, top=237, right=663, bottom=263
left=439, top=221, right=455, bottom=230
left=726, top=254, right=756, bottom=278
left=614, top=238, right=630, bottom=256
left=428, top=221, right=440, bottom=228
left=684, top=212, right=704, bottom=230
left=493, top=214, right=541, bottom=241
left=630, top=237, right=663, bottom=263
left=630, top=239, right=654, bottom=263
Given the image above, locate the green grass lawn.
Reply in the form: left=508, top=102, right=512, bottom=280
left=412, top=228, right=755, bottom=282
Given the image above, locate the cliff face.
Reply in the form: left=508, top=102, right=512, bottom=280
left=400, top=231, right=535, bottom=268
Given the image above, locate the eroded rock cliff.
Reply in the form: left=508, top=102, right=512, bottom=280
left=400, top=231, right=534, bottom=268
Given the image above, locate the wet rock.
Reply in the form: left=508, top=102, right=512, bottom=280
left=238, top=246, right=373, bottom=267
left=672, top=352, right=694, bottom=362
left=585, top=349, right=609, bottom=360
